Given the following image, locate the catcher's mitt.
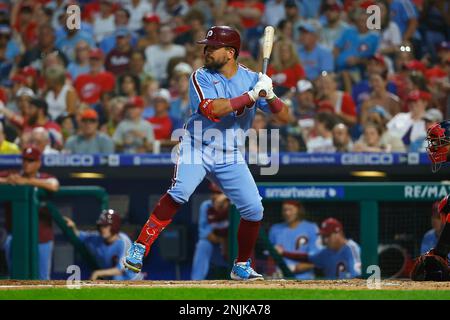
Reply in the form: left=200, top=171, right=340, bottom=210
left=410, top=250, right=450, bottom=281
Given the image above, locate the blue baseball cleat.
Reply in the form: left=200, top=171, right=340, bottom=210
left=230, top=259, right=264, bottom=280
left=123, top=242, right=146, bottom=273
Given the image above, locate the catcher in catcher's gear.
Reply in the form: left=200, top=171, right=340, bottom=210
left=411, top=120, right=450, bottom=281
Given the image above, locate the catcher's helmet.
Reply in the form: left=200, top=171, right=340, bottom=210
left=197, top=26, right=241, bottom=56
left=426, top=120, right=450, bottom=172
left=96, top=209, right=121, bottom=235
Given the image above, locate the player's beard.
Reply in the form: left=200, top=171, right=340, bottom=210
left=204, top=56, right=229, bottom=71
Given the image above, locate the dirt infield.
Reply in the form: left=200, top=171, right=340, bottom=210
left=0, top=279, right=449, bottom=291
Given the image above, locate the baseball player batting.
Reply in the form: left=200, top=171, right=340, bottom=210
left=124, top=25, right=290, bottom=280
left=411, top=121, right=450, bottom=281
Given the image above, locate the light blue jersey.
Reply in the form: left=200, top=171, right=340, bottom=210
left=269, top=220, right=322, bottom=280
left=309, top=239, right=361, bottom=279
left=79, top=231, right=141, bottom=280
left=335, top=26, right=380, bottom=71
left=167, top=63, right=267, bottom=222
left=297, top=44, right=334, bottom=80
left=187, top=64, right=270, bottom=152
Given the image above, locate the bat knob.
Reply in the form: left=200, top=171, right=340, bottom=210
left=258, top=90, right=267, bottom=98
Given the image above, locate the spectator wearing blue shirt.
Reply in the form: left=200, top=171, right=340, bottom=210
left=270, top=200, right=322, bottom=280
left=65, top=209, right=143, bottom=280
left=389, top=0, right=418, bottom=42
left=297, top=22, right=334, bottom=81
left=56, top=15, right=96, bottom=63
left=99, top=8, right=138, bottom=55
left=334, top=9, right=380, bottom=75
left=309, top=218, right=361, bottom=279
left=191, top=183, right=230, bottom=280
left=67, top=40, right=91, bottom=81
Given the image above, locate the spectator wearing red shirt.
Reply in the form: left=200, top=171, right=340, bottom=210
left=227, top=0, right=265, bottom=29
left=12, top=4, right=38, bottom=50
left=267, top=39, right=305, bottom=96
left=316, top=72, right=357, bottom=126
left=105, top=28, right=133, bottom=76
left=74, top=48, right=115, bottom=105
left=0, top=146, right=60, bottom=280
left=146, top=88, right=180, bottom=152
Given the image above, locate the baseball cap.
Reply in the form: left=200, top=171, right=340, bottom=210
left=296, top=79, right=313, bottom=93
left=407, top=90, right=432, bottom=102
left=20, top=66, right=37, bottom=78
left=425, top=67, right=447, bottom=80
left=143, top=13, right=160, bottom=24
left=89, top=48, right=104, bottom=59
left=298, top=22, right=317, bottom=33
left=16, top=87, right=35, bottom=98
left=319, top=218, right=343, bottom=236
left=174, top=62, right=193, bottom=75
left=369, top=105, right=391, bottom=120
left=154, top=88, right=171, bottom=102
left=369, top=54, right=386, bottom=66
left=22, top=146, right=42, bottom=161
left=115, top=27, right=130, bottom=38
left=80, top=108, right=98, bottom=121
left=403, top=60, right=426, bottom=73
left=422, top=108, right=443, bottom=123
left=125, top=96, right=145, bottom=109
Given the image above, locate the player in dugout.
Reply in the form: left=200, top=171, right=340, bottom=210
left=191, top=182, right=230, bottom=280
left=0, top=146, right=59, bottom=280
left=411, top=120, right=450, bottom=281
left=124, top=25, right=290, bottom=280
left=64, top=209, right=143, bottom=280
left=275, top=217, right=362, bottom=280
left=269, top=200, right=322, bottom=280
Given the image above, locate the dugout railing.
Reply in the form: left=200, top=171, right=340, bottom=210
left=229, top=182, right=450, bottom=279
left=0, top=185, right=108, bottom=279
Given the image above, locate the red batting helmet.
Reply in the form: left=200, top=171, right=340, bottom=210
left=96, top=209, right=121, bottom=235
left=426, top=120, right=450, bottom=172
left=197, top=26, right=241, bottom=56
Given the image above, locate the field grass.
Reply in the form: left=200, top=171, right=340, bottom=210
left=1, top=287, right=450, bottom=300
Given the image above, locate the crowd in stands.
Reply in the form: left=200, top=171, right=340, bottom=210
left=0, top=0, right=448, bottom=156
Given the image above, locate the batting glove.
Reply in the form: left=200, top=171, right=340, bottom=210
left=248, top=73, right=273, bottom=101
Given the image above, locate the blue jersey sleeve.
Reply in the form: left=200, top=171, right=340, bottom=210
left=78, top=231, right=96, bottom=243
left=307, top=223, right=322, bottom=255
left=198, top=200, right=213, bottom=240
left=189, top=69, right=219, bottom=113
left=309, top=249, right=326, bottom=269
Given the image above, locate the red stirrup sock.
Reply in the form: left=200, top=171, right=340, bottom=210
left=237, top=219, right=261, bottom=262
left=136, top=193, right=181, bottom=255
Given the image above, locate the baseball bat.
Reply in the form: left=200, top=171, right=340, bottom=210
left=259, top=26, right=275, bottom=98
